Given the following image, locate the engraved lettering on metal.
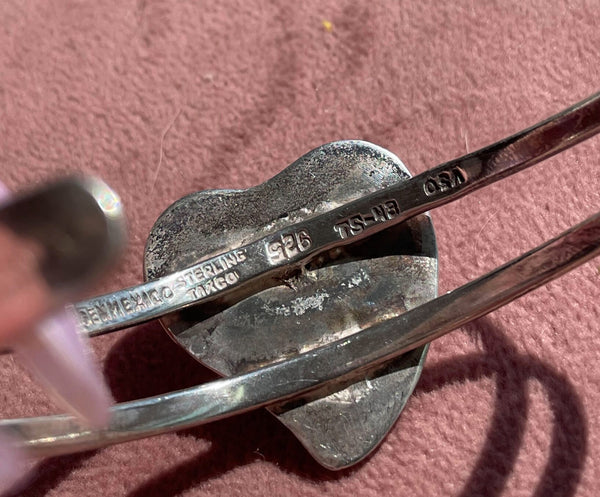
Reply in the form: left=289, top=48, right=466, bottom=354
left=334, top=200, right=400, bottom=239
left=423, top=167, right=466, bottom=196
left=2, top=92, right=600, bottom=467
left=266, top=229, right=312, bottom=263
left=76, top=248, right=247, bottom=330
left=72, top=93, right=600, bottom=337
left=184, top=270, right=241, bottom=300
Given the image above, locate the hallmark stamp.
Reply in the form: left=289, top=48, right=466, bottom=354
left=423, top=167, right=466, bottom=196
left=334, top=199, right=400, bottom=239
left=77, top=248, right=248, bottom=328
left=267, top=229, right=312, bottom=263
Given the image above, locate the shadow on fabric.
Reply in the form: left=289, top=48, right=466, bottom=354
left=10, top=316, right=587, bottom=497
left=417, top=318, right=587, bottom=497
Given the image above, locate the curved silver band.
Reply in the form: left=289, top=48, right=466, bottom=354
left=4, top=208, right=600, bottom=457
left=74, top=92, right=600, bottom=336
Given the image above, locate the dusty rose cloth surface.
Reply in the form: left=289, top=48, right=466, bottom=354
left=1, top=1, right=600, bottom=496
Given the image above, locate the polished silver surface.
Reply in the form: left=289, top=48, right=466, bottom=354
left=4, top=93, right=599, bottom=468
left=73, top=92, right=600, bottom=336
left=146, top=141, right=437, bottom=469
left=3, top=207, right=600, bottom=459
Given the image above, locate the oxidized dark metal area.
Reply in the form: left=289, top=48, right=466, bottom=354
left=144, top=141, right=438, bottom=469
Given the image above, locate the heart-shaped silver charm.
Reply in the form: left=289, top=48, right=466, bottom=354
left=144, top=141, right=437, bottom=469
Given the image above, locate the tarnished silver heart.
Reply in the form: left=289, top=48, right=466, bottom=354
left=144, top=141, right=437, bottom=469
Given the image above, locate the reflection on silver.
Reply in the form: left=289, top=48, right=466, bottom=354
left=74, top=92, right=600, bottom=336
left=2, top=92, right=600, bottom=468
left=146, top=140, right=438, bottom=469
left=4, top=210, right=600, bottom=458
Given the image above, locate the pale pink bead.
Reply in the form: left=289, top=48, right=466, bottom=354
left=14, top=309, right=113, bottom=428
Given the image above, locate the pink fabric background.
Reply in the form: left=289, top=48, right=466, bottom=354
left=1, top=1, right=600, bottom=495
